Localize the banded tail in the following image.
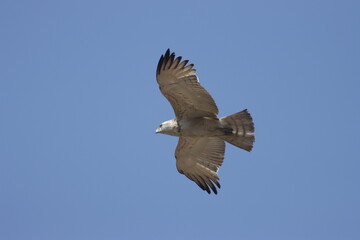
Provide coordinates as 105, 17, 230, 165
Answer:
220, 109, 255, 151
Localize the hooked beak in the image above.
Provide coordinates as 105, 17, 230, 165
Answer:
155, 128, 160, 134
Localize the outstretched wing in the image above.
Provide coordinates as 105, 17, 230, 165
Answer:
156, 49, 218, 120
175, 137, 225, 194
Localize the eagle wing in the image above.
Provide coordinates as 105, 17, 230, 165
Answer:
175, 137, 225, 194
156, 49, 219, 120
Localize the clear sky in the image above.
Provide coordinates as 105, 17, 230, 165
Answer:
1, 0, 359, 239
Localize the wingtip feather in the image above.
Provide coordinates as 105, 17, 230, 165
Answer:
157, 49, 197, 78
156, 55, 164, 76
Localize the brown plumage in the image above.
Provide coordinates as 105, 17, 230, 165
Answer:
156, 49, 255, 194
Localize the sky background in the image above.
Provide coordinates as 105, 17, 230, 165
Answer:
1, 0, 359, 239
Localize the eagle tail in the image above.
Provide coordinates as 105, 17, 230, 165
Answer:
219, 109, 255, 152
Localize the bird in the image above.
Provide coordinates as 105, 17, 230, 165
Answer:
155, 49, 255, 194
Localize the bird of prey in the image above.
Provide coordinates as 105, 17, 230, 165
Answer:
156, 49, 255, 194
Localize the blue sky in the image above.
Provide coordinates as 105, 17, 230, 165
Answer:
1, 0, 359, 239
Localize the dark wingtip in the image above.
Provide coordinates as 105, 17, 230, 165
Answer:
202, 182, 211, 194
156, 54, 164, 76
157, 49, 174, 76
212, 178, 221, 189
212, 186, 218, 195
163, 49, 170, 70
168, 52, 175, 69
157, 49, 197, 77
165, 49, 171, 59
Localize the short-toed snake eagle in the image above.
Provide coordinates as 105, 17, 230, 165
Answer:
156, 49, 255, 194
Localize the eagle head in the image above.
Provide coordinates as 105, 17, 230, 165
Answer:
156, 119, 179, 136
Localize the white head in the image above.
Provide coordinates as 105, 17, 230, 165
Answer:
156, 119, 179, 136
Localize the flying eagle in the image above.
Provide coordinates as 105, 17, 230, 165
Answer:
156, 49, 255, 194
